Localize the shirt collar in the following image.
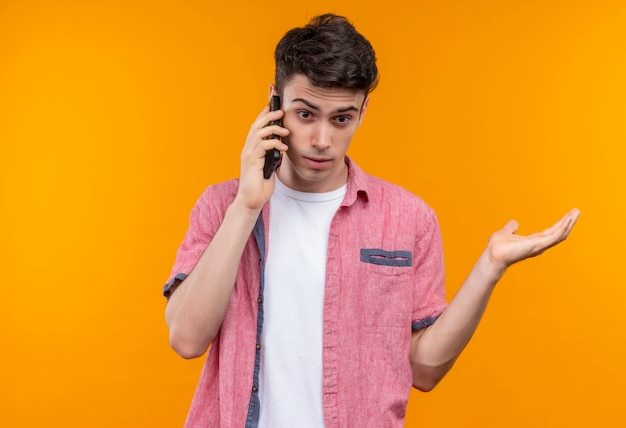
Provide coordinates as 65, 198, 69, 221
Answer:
342, 156, 370, 207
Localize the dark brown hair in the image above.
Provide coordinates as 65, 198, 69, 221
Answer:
274, 14, 379, 95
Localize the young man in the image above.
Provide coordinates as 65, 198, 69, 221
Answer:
163, 14, 579, 428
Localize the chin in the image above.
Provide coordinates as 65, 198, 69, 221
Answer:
295, 168, 326, 182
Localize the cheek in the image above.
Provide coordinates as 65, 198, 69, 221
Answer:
336, 129, 356, 148
282, 114, 299, 132
282, 122, 307, 146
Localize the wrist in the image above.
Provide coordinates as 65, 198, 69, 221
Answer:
477, 250, 507, 285
228, 197, 263, 223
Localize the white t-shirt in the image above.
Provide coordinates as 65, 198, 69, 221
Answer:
258, 178, 347, 427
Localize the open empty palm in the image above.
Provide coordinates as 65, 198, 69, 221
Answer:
487, 208, 581, 272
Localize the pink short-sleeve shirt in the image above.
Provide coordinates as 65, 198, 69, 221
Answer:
164, 158, 447, 427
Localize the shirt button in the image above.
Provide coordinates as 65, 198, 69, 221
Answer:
252, 386, 258, 393
257, 297, 262, 304
256, 344, 261, 350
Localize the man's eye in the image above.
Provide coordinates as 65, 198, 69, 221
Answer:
298, 110, 312, 119
335, 115, 351, 124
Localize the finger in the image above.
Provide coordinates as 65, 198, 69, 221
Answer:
542, 208, 581, 241
247, 116, 288, 147
257, 137, 288, 154
262, 124, 290, 139
502, 219, 519, 234
251, 106, 284, 130
242, 122, 288, 155
559, 208, 581, 240
525, 210, 580, 253
566, 208, 581, 229
247, 105, 270, 131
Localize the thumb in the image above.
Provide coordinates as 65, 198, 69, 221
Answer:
502, 219, 519, 234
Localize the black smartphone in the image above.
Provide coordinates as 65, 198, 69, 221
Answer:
263, 95, 282, 179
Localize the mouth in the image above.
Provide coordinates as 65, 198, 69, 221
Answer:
303, 156, 332, 169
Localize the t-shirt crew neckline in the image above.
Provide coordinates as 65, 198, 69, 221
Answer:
274, 176, 348, 203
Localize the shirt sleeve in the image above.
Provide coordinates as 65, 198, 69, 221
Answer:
162, 188, 219, 299
411, 206, 447, 330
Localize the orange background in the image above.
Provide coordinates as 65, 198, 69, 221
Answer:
1, 1, 624, 426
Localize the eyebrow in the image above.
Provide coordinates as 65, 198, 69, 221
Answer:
292, 97, 360, 114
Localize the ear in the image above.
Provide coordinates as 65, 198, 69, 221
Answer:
268, 84, 277, 99
358, 95, 370, 126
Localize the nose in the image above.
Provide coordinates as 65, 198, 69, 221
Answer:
312, 123, 332, 150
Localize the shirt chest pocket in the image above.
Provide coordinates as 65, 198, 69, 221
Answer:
360, 248, 412, 272
355, 248, 413, 328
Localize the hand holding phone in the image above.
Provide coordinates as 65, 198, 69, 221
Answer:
263, 95, 282, 179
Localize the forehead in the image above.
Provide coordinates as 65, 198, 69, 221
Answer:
282, 74, 366, 108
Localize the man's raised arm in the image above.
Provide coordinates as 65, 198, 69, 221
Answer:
410, 208, 580, 391
165, 104, 288, 359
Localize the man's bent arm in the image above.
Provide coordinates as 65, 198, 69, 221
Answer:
165, 104, 288, 359
410, 208, 580, 391
165, 201, 260, 359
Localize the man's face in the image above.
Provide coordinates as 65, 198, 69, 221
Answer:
276, 74, 368, 193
